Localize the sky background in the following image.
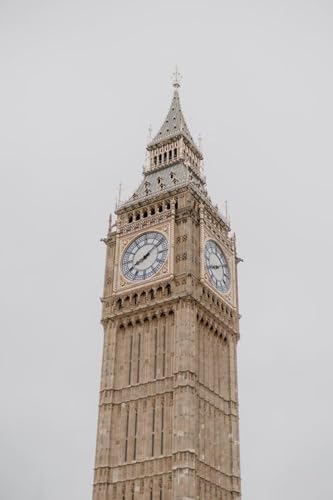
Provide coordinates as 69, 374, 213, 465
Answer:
1, 1, 333, 499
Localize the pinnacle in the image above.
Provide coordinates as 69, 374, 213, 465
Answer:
148, 88, 199, 153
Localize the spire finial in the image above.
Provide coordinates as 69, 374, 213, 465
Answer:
147, 124, 152, 143
172, 66, 182, 89
198, 134, 202, 151
108, 213, 113, 234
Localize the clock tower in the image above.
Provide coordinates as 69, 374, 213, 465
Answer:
92, 76, 242, 500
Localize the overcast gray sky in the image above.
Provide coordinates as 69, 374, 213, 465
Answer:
1, 1, 333, 499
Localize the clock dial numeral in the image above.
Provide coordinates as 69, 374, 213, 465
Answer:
204, 240, 230, 293
121, 231, 168, 281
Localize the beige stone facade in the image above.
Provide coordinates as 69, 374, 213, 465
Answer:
92, 82, 241, 500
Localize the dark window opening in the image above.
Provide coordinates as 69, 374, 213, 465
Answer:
153, 328, 158, 379
162, 325, 166, 377
161, 404, 165, 455
151, 404, 156, 456
137, 334, 141, 384
133, 409, 138, 460
124, 408, 129, 462
128, 335, 133, 385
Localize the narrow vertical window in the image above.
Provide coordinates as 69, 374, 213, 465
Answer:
124, 407, 129, 462
160, 403, 164, 455
133, 407, 138, 460
151, 404, 156, 456
150, 489, 153, 500
218, 338, 222, 395
136, 333, 141, 383
162, 325, 166, 377
154, 327, 158, 379
128, 334, 133, 385
202, 330, 205, 385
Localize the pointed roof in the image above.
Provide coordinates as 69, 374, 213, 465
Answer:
148, 85, 200, 155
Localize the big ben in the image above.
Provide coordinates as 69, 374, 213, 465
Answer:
92, 74, 242, 500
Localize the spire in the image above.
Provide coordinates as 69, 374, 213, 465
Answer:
147, 71, 200, 155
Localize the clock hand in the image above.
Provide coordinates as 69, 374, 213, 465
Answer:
135, 251, 151, 266
208, 264, 221, 269
134, 242, 162, 267
134, 244, 157, 266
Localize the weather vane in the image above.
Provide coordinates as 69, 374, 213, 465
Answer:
172, 65, 182, 88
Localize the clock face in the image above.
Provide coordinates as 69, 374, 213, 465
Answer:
122, 232, 168, 281
204, 240, 230, 293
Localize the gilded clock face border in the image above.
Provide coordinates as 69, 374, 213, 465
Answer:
115, 222, 172, 292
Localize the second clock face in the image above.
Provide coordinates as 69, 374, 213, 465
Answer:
205, 240, 230, 293
122, 232, 168, 281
